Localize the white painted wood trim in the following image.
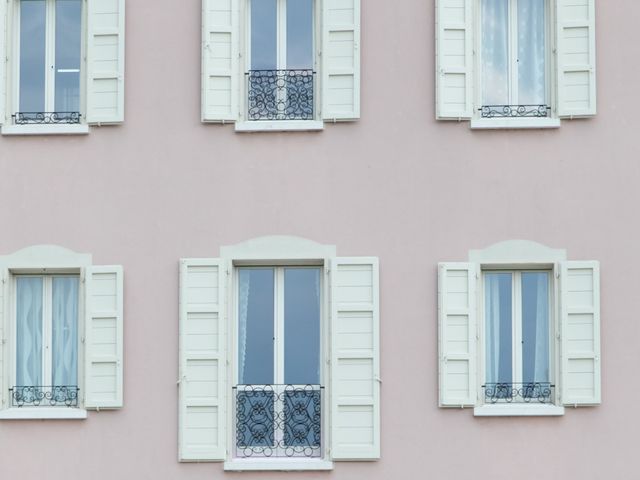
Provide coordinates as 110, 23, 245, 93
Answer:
0, 269, 6, 411
0, 408, 88, 420
1, 124, 89, 135
224, 459, 334, 471
473, 405, 564, 417
234, 120, 324, 132
470, 118, 561, 130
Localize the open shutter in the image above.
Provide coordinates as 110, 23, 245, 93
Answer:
560, 261, 601, 406
0, 1, 6, 125
438, 263, 477, 407
179, 259, 227, 462
330, 257, 379, 460
86, 0, 126, 124
202, 0, 239, 122
322, 0, 360, 121
0, 269, 6, 409
435, 0, 473, 120
556, 0, 596, 117
85, 265, 124, 409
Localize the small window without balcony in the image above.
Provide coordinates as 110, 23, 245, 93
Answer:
435, 0, 596, 128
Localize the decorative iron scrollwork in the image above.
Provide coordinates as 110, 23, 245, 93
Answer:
235, 384, 322, 458
480, 105, 550, 118
10, 386, 80, 407
247, 70, 315, 121
483, 382, 554, 404
13, 112, 81, 125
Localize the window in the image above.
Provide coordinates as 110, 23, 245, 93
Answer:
178, 237, 380, 469
435, 0, 596, 128
201, 0, 360, 131
438, 240, 601, 416
0, 0, 125, 134
0, 245, 124, 419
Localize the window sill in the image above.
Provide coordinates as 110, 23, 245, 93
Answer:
474, 404, 565, 417
1, 124, 90, 136
470, 117, 561, 130
223, 459, 334, 471
234, 120, 324, 132
0, 408, 87, 420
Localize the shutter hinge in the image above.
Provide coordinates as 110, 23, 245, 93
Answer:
81, 336, 86, 344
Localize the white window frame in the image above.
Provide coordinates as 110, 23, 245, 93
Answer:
471, 0, 560, 129
3, 0, 89, 135
235, 0, 323, 131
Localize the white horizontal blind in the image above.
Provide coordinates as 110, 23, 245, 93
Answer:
560, 261, 601, 406
322, 0, 361, 121
330, 257, 380, 460
556, 0, 596, 117
438, 263, 477, 407
86, 0, 126, 124
85, 266, 124, 409
179, 259, 227, 461
435, 0, 473, 119
202, 0, 239, 122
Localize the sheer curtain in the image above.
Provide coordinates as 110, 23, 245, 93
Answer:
238, 271, 251, 385
16, 277, 43, 387
482, 0, 509, 105
485, 274, 502, 385
52, 277, 79, 386
518, 0, 546, 105
532, 273, 549, 382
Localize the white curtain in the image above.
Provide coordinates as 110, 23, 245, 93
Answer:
16, 277, 43, 387
52, 277, 79, 386
482, 0, 509, 105
532, 273, 549, 382
238, 271, 251, 385
518, 0, 546, 105
485, 274, 502, 385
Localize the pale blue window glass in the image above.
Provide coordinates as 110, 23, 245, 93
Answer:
54, 0, 82, 112
485, 273, 512, 385
19, 0, 46, 113
481, 0, 509, 105
517, 0, 546, 105
16, 277, 44, 387
521, 272, 550, 384
251, 0, 277, 70
286, 0, 313, 69
52, 277, 79, 387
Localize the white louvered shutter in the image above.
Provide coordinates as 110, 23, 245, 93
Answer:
0, 1, 6, 125
435, 0, 473, 120
322, 0, 360, 121
86, 0, 125, 124
202, 0, 239, 122
330, 257, 380, 460
85, 266, 124, 409
560, 261, 601, 406
0, 269, 6, 409
179, 259, 227, 462
556, 0, 596, 117
438, 263, 477, 407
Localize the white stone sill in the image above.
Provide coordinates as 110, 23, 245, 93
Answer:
474, 405, 565, 417
234, 120, 324, 132
1, 124, 89, 136
224, 459, 334, 471
0, 408, 87, 420
470, 117, 561, 130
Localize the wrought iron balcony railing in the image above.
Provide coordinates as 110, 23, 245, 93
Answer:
10, 385, 80, 407
483, 382, 554, 404
13, 111, 81, 125
247, 69, 315, 121
480, 105, 551, 118
234, 384, 322, 458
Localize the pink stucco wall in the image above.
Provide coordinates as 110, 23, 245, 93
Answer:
0, 1, 637, 479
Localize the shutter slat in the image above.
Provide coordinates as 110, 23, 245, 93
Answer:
556, 0, 596, 117
85, 265, 124, 409
322, 0, 360, 121
179, 259, 227, 462
438, 263, 477, 407
86, 0, 125, 124
330, 257, 380, 461
436, 0, 473, 120
202, 0, 239, 122
560, 261, 601, 406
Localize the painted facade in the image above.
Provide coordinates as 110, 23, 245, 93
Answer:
0, 1, 635, 479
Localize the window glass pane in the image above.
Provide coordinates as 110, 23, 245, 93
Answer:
251, 0, 277, 70
16, 277, 43, 387
518, 0, 546, 105
19, 0, 46, 113
521, 272, 550, 383
284, 268, 320, 385
238, 268, 275, 385
55, 0, 82, 113
286, 0, 313, 70
485, 273, 512, 385
481, 0, 509, 105
52, 277, 79, 387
